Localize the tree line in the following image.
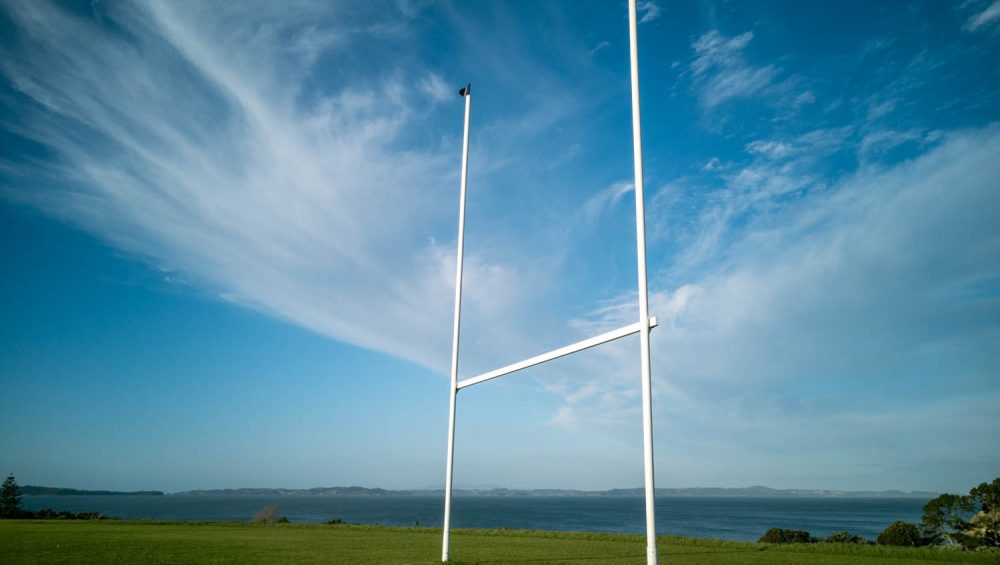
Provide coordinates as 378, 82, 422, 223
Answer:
759, 476, 999, 550
1, 474, 115, 521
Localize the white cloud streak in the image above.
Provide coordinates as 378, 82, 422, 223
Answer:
418, 72, 454, 103
0, 0, 534, 372
638, 1, 661, 24
581, 180, 633, 222
745, 140, 795, 160
659, 126, 854, 277
690, 31, 779, 108
858, 128, 929, 160
966, 0, 1000, 31
745, 126, 854, 161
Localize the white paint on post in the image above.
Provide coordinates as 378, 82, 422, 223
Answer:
442, 84, 471, 563
627, 1, 659, 563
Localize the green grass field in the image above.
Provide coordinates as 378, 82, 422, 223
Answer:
1, 521, 997, 564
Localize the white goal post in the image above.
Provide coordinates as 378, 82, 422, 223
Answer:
441, 1, 659, 563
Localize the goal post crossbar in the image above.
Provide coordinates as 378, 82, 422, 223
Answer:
456, 317, 658, 390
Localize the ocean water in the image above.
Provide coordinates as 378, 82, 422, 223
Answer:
21, 494, 928, 542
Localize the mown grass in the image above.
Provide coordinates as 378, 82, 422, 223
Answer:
1, 521, 997, 564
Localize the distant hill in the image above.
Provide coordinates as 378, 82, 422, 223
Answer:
171, 485, 937, 498
176, 486, 395, 496
23, 485, 164, 496
614, 486, 939, 498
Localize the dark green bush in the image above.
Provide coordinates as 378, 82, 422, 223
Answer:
758, 527, 815, 544
877, 520, 922, 546
24, 508, 112, 520
824, 530, 868, 544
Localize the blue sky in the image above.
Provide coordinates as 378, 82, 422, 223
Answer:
1, 0, 998, 494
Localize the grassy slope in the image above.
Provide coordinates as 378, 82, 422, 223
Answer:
1, 521, 997, 564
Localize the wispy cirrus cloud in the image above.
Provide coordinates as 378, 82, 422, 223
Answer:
654, 127, 1000, 389
965, 0, 1000, 32
744, 140, 795, 160
638, 1, 661, 24
418, 72, 454, 103
581, 180, 633, 222
566, 126, 1000, 486
0, 0, 541, 372
689, 31, 779, 108
653, 126, 854, 278
745, 126, 854, 161
858, 128, 940, 161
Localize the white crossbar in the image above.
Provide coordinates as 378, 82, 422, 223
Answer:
456, 316, 658, 390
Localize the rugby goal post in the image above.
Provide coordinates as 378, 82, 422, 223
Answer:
442, 1, 659, 563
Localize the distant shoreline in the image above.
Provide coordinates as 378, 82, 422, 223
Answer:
17, 491, 932, 541
21, 484, 938, 499
165, 485, 937, 498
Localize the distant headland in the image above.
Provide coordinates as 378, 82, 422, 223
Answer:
22, 485, 164, 496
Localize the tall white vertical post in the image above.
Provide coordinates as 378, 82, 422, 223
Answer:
442, 83, 471, 563
627, 1, 658, 563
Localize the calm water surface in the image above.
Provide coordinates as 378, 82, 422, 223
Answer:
22, 494, 928, 542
